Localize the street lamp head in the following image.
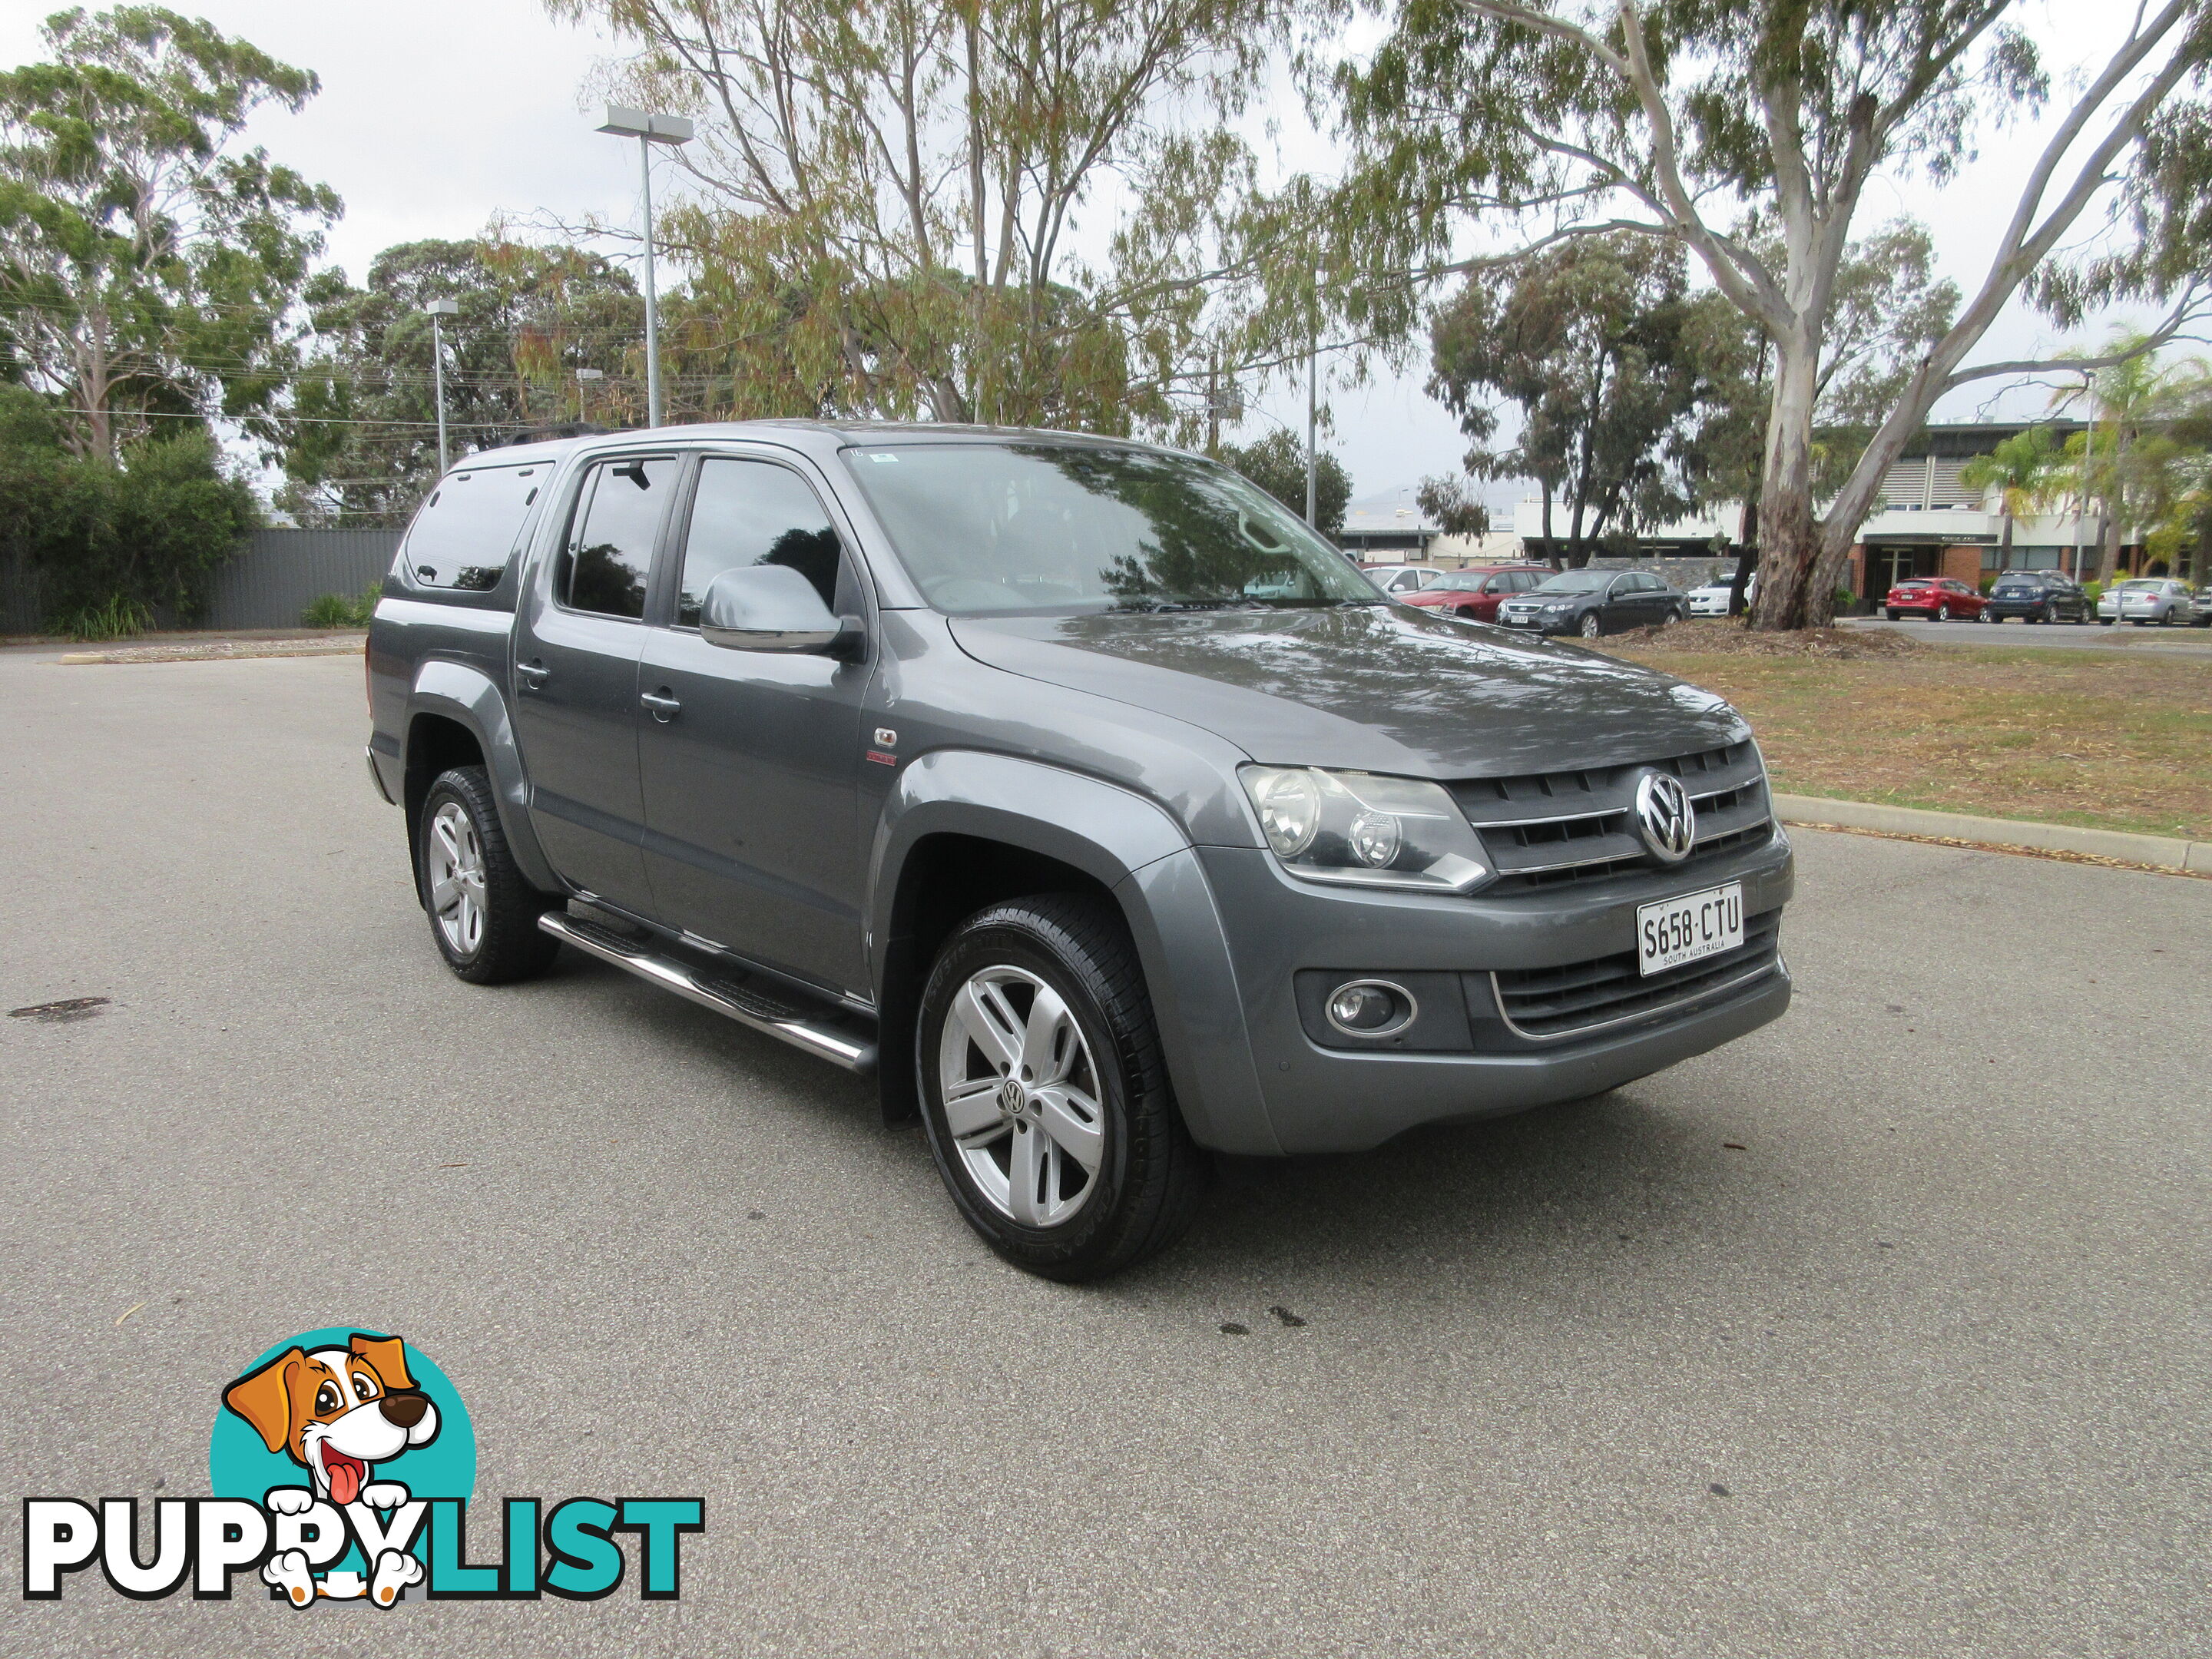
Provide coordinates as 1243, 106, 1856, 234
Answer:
595, 104, 694, 145
425, 299, 459, 317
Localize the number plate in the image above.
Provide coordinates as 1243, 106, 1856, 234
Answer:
1636, 882, 1743, 977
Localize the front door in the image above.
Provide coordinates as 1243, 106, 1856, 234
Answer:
511, 452, 677, 914
637, 455, 872, 996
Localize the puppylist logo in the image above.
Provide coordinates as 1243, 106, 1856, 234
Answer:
22, 1327, 702, 1607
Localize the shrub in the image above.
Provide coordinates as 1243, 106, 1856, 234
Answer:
54, 594, 154, 641
301, 581, 384, 628
0, 387, 260, 630
302, 593, 356, 628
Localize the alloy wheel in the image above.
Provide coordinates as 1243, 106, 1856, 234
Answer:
937, 965, 1106, 1227
427, 801, 488, 958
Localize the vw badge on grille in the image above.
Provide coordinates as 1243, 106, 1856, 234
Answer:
1633, 770, 1696, 863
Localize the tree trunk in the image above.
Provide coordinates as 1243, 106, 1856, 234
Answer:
1747, 338, 1821, 629
1729, 496, 1758, 618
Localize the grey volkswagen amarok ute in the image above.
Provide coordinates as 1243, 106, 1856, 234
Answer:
366, 422, 1791, 1280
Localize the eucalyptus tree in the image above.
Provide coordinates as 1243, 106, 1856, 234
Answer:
547, 0, 1286, 435
1422, 233, 1707, 568
1324, 2, 2212, 630
1219, 428, 1351, 535
276, 238, 643, 525
0, 6, 339, 459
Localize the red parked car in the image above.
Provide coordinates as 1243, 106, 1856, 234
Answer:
1884, 576, 1985, 621
1398, 564, 1557, 622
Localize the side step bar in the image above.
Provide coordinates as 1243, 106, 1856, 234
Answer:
538, 911, 877, 1073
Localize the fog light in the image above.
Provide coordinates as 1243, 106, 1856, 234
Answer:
1324, 979, 1417, 1038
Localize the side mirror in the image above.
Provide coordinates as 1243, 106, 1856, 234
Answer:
700, 565, 863, 658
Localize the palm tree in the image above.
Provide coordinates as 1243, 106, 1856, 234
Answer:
1959, 426, 2061, 571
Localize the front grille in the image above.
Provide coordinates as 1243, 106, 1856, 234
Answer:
1491, 910, 1783, 1040
1452, 740, 1772, 890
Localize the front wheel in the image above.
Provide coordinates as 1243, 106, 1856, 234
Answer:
1578, 612, 1602, 639
917, 894, 1204, 1281
417, 767, 561, 985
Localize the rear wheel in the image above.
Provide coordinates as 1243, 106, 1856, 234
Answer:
917, 894, 1204, 1282
1885, 608, 1900, 621
1929, 604, 1945, 622
418, 767, 561, 985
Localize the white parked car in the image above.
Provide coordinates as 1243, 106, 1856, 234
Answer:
2098, 578, 2195, 626
1685, 575, 1753, 616
1358, 563, 1441, 596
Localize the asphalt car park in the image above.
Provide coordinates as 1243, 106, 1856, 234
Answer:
5, 647, 2208, 1657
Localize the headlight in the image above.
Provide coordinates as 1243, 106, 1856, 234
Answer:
1240, 766, 1491, 892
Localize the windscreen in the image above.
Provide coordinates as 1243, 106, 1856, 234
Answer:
842, 442, 1377, 615
1532, 571, 1611, 593
402, 464, 545, 591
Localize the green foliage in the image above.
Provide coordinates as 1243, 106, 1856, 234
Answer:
0, 383, 258, 626
277, 237, 641, 525
1959, 426, 2067, 560
548, 0, 1292, 440
300, 580, 381, 628
0, 6, 339, 458
53, 592, 151, 641
1422, 234, 1707, 567
1217, 429, 1350, 536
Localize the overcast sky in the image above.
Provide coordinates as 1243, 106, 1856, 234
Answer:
0, 1, 2172, 507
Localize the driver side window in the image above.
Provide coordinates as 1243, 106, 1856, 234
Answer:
677, 459, 847, 628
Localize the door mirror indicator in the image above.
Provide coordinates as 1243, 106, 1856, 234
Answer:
700, 565, 863, 658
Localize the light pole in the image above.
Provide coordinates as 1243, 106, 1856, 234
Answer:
425, 299, 458, 474
1305, 270, 1322, 527
595, 105, 694, 429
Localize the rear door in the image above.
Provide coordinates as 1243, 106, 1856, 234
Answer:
511, 452, 677, 913
636, 453, 873, 995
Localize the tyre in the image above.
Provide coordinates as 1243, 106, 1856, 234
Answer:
917, 893, 1204, 1281
1578, 611, 1602, 639
1885, 608, 1900, 621
2100, 617, 2115, 625
1929, 604, 1945, 622
418, 766, 562, 985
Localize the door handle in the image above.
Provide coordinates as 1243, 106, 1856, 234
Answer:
640, 689, 682, 723
516, 660, 551, 689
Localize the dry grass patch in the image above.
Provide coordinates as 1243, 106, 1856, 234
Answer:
1593, 631, 2212, 840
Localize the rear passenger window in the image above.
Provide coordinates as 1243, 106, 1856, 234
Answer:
558, 456, 672, 620
402, 465, 543, 590
676, 459, 845, 627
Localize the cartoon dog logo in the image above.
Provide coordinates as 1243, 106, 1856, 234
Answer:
222, 1333, 439, 1605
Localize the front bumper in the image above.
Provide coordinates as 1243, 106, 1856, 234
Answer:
1187, 830, 1794, 1154
1498, 610, 1571, 634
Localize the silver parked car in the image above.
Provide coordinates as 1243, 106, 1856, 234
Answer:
2098, 578, 2195, 626
2192, 586, 2212, 628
